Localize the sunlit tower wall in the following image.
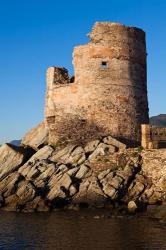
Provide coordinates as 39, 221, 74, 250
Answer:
45, 22, 149, 146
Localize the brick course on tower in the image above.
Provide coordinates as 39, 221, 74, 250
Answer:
45, 22, 149, 146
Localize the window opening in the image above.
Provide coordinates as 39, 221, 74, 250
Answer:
101, 61, 108, 69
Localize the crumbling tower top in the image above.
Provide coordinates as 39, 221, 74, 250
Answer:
88, 22, 145, 44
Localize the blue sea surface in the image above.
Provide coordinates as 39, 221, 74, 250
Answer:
0, 210, 165, 250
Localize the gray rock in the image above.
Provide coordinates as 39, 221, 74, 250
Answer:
18, 146, 54, 177
67, 146, 86, 166
75, 164, 89, 179
84, 140, 100, 154
69, 185, 77, 196
0, 172, 21, 198
100, 172, 114, 185
47, 173, 72, 200
102, 183, 117, 199
67, 167, 79, 177
35, 163, 55, 183
128, 181, 145, 199
72, 179, 89, 204
58, 173, 72, 190
19, 159, 56, 187
29, 145, 54, 161
141, 186, 154, 202
16, 181, 36, 204
128, 201, 137, 213
21, 121, 48, 150
148, 191, 163, 204
98, 169, 111, 180
47, 186, 65, 201
4, 194, 19, 211
118, 164, 134, 184
54, 164, 68, 180
73, 177, 106, 206
50, 145, 76, 163
103, 136, 126, 150
109, 176, 123, 189
89, 143, 116, 161
0, 144, 31, 181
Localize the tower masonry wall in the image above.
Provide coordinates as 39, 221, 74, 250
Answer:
45, 22, 149, 146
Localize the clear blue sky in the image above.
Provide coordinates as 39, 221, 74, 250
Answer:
0, 0, 165, 144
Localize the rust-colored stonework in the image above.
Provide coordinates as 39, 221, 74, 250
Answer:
45, 22, 149, 146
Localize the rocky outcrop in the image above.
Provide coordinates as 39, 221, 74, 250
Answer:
0, 143, 35, 181
21, 122, 48, 150
0, 135, 166, 212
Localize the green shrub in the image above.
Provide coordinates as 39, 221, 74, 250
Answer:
137, 146, 144, 152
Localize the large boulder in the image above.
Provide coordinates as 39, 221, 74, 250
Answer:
0, 143, 34, 181
73, 176, 107, 207
18, 145, 54, 177
0, 172, 21, 198
21, 122, 48, 150
127, 201, 137, 213
51, 145, 86, 166
103, 136, 126, 150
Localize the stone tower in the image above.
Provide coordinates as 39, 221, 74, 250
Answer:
45, 22, 149, 146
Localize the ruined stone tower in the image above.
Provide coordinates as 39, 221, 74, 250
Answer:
45, 22, 149, 146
